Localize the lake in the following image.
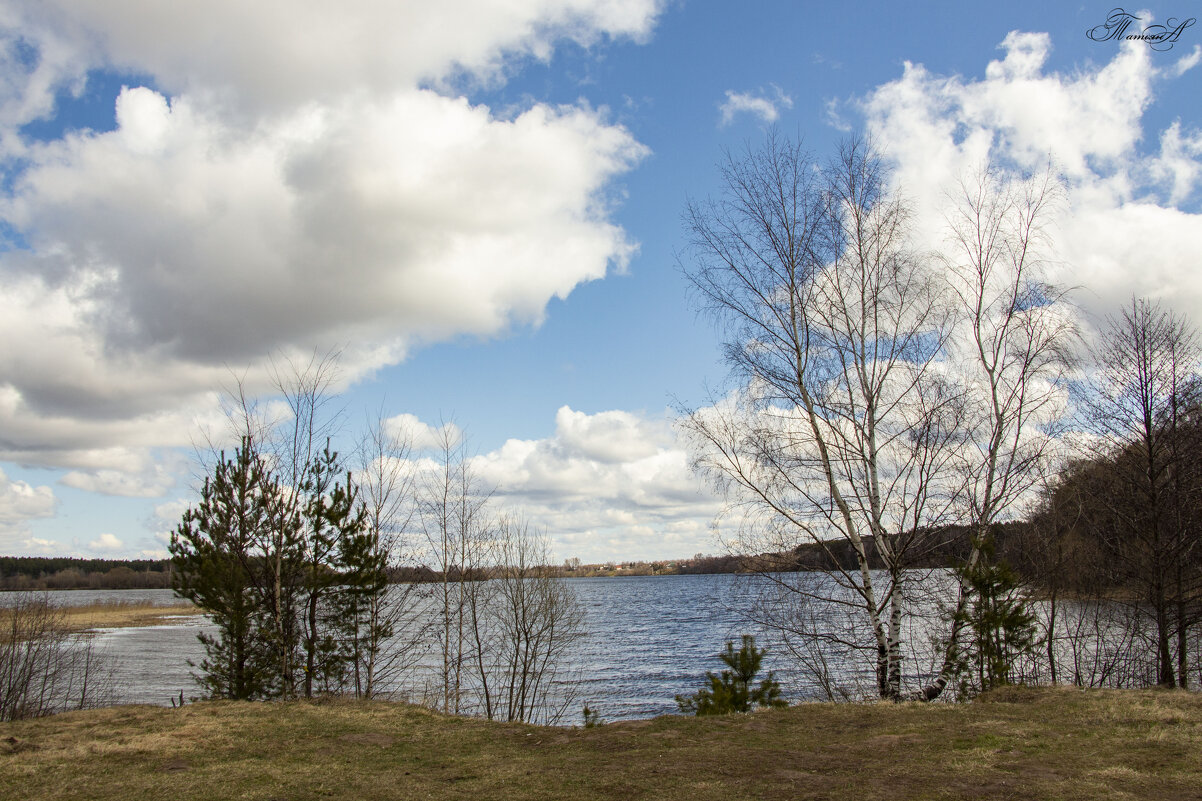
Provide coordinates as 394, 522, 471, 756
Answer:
11, 572, 1166, 720
7, 575, 825, 721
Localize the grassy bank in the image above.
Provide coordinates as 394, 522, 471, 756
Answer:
54, 600, 199, 632
0, 598, 199, 636
1, 687, 1199, 800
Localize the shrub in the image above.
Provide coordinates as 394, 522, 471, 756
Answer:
0, 593, 114, 721
676, 635, 787, 715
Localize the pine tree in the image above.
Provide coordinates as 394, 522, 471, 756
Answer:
329, 494, 389, 697
951, 532, 1039, 697
170, 440, 281, 699
172, 437, 387, 700
296, 442, 379, 697
676, 635, 787, 715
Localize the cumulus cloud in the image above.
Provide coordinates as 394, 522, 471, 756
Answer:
18, 537, 60, 555
4, 0, 661, 115
60, 462, 175, 497
858, 31, 1202, 324
134, 497, 192, 559
0, 467, 56, 523
152, 497, 191, 525
383, 414, 463, 452
719, 85, 792, 126
87, 532, 123, 552
0, 467, 57, 551
466, 406, 722, 561
0, 1, 658, 481
6, 88, 645, 363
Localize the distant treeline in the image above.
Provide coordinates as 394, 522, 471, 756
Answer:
674, 522, 1037, 577
0, 556, 461, 591
547, 531, 1031, 579
3, 526, 1040, 591
0, 557, 173, 590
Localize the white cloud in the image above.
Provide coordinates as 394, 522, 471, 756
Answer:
60, 463, 175, 497
18, 537, 61, 555
152, 498, 192, 528
4, 87, 644, 365
87, 532, 123, 552
4, 0, 660, 115
0, 2, 657, 473
552, 406, 663, 463
467, 406, 723, 561
153, 496, 189, 517
719, 86, 792, 126
136, 498, 191, 560
0, 467, 57, 551
0, 10, 93, 138
0, 467, 56, 524
858, 30, 1202, 325
384, 414, 464, 453
1172, 44, 1201, 77
1151, 121, 1202, 205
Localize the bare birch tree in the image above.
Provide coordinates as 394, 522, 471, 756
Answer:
413, 426, 585, 720
681, 134, 960, 700
351, 410, 429, 698
418, 421, 493, 714
920, 164, 1074, 699
681, 136, 1074, 701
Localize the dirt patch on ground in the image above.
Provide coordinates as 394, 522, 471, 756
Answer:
337, 732, 395, 748
866, 733, 922, 747
2, 736, 37, 755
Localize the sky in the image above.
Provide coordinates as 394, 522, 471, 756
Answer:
1, 1, 1200, 564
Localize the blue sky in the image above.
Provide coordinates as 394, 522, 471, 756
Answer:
1, 1, 1200, 563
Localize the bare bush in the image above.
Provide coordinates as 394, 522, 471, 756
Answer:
0, 593, 115, 721
349, 410, 432, 699
417, 429, 586, 723
487, 516, 586, 724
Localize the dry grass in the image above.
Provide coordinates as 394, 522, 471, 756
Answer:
2, 599, 199, 636
1, 686, 1200, 800
51, 601, 200, 632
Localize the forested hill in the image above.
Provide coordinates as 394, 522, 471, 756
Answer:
677, 522, 1035, 576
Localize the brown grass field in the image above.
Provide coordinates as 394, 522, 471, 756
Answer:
54, 600, 200, 632
0, 598, 200, 636
1, 686, 1199, 800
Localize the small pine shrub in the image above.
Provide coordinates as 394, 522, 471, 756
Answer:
676, 635, 787, 715
582, 703, 604, 727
